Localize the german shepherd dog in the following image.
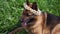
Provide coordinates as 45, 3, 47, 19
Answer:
21, 0, 60, 34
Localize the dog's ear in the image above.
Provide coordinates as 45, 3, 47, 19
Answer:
32, 2, 38, 11
26, 0, 32, 8
26, 0, 30, 5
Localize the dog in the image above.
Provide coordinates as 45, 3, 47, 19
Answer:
21, 0, 60, 34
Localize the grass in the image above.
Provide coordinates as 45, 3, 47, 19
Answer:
0, 0, 60, 34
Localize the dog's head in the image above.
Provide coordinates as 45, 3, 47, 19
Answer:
21, 0, 38, 27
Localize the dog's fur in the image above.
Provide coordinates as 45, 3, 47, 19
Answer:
21, 0, 60, 34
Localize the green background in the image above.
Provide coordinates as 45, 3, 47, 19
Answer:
0, 0, 60, 34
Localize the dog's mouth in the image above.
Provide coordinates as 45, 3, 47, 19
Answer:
21, 18, 34, 27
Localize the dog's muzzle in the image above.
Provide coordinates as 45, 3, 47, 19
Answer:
21, 18, 34, 27
21, 18, 31, 26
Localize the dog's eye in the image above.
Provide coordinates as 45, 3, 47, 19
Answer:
26, 13, 33, 17
26, 13, 31, 16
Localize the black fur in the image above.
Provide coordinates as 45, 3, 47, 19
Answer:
46, 13, 60, 31
32, 2, 38, 11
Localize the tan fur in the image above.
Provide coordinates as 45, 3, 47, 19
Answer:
43, 26, 50, 34
30, 14, 43, 34
51, 24, 60, 34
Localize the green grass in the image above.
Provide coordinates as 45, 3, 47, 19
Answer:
0, 0, 24, 33
0, 0, 60, 34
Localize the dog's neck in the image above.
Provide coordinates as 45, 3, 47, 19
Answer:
28, 14, 44, 34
